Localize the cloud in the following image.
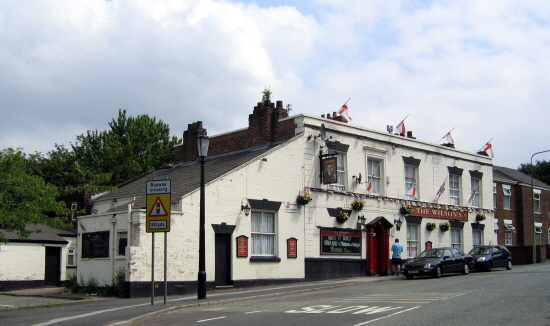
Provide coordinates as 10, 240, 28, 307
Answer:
1, 0, 550, 169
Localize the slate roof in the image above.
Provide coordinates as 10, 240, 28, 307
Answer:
2, 224, 76, 244
493, 165, 550, 189
96, 138, 298, 212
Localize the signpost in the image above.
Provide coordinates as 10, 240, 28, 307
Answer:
146, 180, 171, 305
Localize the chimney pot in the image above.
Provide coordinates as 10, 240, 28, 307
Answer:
276, 101, 283, 108
321, 114, 325, 118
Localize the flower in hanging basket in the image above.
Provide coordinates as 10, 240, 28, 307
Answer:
476, 213, 486, 221
351, 199, 365, 211
439, 222, 451, 231
336, 211, 350, 223
426, 222, 437, 231
400, 205, 413, 215
296, 192, 312, 205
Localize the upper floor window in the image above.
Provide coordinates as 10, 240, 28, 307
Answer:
534, 189, 541, 214
117, 231, 128, 256
449, 174, 461, 205
470, 178, 481, 207
404, 166, 418, 200
503, 185, 512, 210
493, 183, 497, 209
367, 158, 382, 194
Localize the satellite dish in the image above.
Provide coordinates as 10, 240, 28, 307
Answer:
357, 173, 362, 184
320, 123, 327, 141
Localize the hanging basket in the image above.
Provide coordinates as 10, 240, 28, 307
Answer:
426, 223, 437, 231
476, 213, 486, 222
351, 200, 365, 211
400, 206, 413, 215
336, 212, 350, 223
439, 222, 451, 231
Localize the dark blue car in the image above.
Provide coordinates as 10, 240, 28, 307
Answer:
402, 247, 474, 279
468, 245, 512, 272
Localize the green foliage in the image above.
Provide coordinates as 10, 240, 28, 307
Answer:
72, 109, 181, 186
0, 148, 70, 243
261, 85, 272, 103
71, 268, 126, 298
66, 274, 79, 293
519, 160, 550, 185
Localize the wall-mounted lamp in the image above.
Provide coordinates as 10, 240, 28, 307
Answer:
262, 158, 268, 162
394, 217, 403, 231
357, 215, 366, 229
241, 204, 251, 217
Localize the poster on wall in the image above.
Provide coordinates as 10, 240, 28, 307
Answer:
322, 157, 338, 184
320, 229, 361, 255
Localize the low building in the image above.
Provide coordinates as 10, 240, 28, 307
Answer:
78, 100, 495, 297
0, 224, 77, 291
493, 166, 550, 263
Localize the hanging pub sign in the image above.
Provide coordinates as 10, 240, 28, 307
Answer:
287, 238, 298, 258
320, 229, 361, 255
236, 235, 248, 257
322, 157, 338, 184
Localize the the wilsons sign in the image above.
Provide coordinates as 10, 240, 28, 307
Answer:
410, 206, 468, 220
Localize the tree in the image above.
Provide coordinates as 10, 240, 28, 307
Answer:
261, 85, 272, 103
0, 148, 70, 243
72, 109, 182, 186
519, 160, 550, 185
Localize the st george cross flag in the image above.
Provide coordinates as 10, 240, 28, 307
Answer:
396, 120, 406, 135
467, 190, 476, 204
338, 104, 352, 121
481, 142, 494, 158
366, 179, 373, 193
443, 132, 454, 144
434, 180, 446, 202
406, 182, 417, 197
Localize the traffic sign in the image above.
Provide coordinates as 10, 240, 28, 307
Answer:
146, 180, 171, 232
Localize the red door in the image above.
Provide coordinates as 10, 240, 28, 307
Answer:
371, 232, 379, 274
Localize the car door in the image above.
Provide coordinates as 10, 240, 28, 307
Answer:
491, 246, 504, 267
451, 248, 465, 271
441, 249, 456, 273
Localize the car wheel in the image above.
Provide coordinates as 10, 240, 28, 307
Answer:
462, 263, 470, 275
486, 263, 493, 272
405, 274, 414, 280
506, 260, 512, 270
434, 266, 442, 278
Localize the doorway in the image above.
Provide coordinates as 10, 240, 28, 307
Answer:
215, 234, 232, 287
45, 247, 61, 287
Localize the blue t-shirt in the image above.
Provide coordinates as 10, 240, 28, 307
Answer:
391, 242, 403, 259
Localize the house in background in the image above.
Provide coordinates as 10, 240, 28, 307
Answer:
77, 100, 495, 297
0, 224, 77, 291
493, 165, 550, 263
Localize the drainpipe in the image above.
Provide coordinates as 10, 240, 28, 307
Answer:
110, 214, 117, 281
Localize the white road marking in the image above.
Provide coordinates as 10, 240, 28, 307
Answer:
197, 316, 227, 323
244, 311, 264, 314
353, 306, 421, 325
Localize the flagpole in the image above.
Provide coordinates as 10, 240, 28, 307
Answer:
341, 97, 351, 108
479, 138, 493, 151
436, 127, 455, 144
400, 114, 410, 123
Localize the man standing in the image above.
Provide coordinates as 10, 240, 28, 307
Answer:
391, 238, 403, 275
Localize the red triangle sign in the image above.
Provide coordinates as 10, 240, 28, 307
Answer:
149, 197, 168, 217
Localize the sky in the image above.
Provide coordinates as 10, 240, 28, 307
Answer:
2, 0, 550, 169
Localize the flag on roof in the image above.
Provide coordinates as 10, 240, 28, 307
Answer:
338, 104, 352, 121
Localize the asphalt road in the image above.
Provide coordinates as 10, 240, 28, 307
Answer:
127, 263, 550, 326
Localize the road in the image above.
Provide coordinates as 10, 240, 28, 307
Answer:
1, 263, 549, 326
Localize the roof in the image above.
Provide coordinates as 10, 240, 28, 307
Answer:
1, 224, 76, 244
493, 165, 550, 190
96, 138, 299, 212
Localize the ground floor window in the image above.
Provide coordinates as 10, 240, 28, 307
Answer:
67, 249, 75, 266
451, 228, 462, 250
472, 230, 482, 247
251, 211, 276, 256
406, 224, 419, 257
504, 230, 513, 245
535, 226, 542, 245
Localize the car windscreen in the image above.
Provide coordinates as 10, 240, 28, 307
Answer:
417, 249, 443, 258
469, 247, 492, 255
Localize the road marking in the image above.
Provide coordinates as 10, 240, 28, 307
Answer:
244, 311, 264, 314
353, 306, 421, 325
197, 316, 226, 323
334, 292, 465, 304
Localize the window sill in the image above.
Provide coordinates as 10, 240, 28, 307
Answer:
250, 256, 281, 263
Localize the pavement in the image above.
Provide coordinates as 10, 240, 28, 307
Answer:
0, 273, 401, 314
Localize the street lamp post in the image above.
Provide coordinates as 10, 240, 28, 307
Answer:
197, 135, 210, 299
530, 150, 550, 264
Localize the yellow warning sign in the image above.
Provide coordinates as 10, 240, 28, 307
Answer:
146, 180, 171, 233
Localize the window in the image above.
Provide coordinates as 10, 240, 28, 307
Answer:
450, 228, 462, 249
493, 183, 497, 209
404, 165, 418, 200
504, 220, 515, 245
472, 230, 482, 247
470, 178, 481, 207
534, 190, 541, 214
67, 249, 75, 266
367, 158, 382, 194
494, 219, 499, 232
117, 232, 128, 256
406, 224, 419, 257
327, 152, 347, 191
251, 211, 276, 256
449, 174, 461, 205
503, 185, 511, 210
535, 223, 543, 245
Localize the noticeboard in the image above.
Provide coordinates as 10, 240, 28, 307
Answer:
320, 229, 361, 255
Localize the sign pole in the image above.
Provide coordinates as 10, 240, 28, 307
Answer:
151, 233, 154, 305
164, 232, 167, 305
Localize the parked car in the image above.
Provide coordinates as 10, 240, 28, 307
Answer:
402, 247, 474, 279
468, 245, 512, 272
